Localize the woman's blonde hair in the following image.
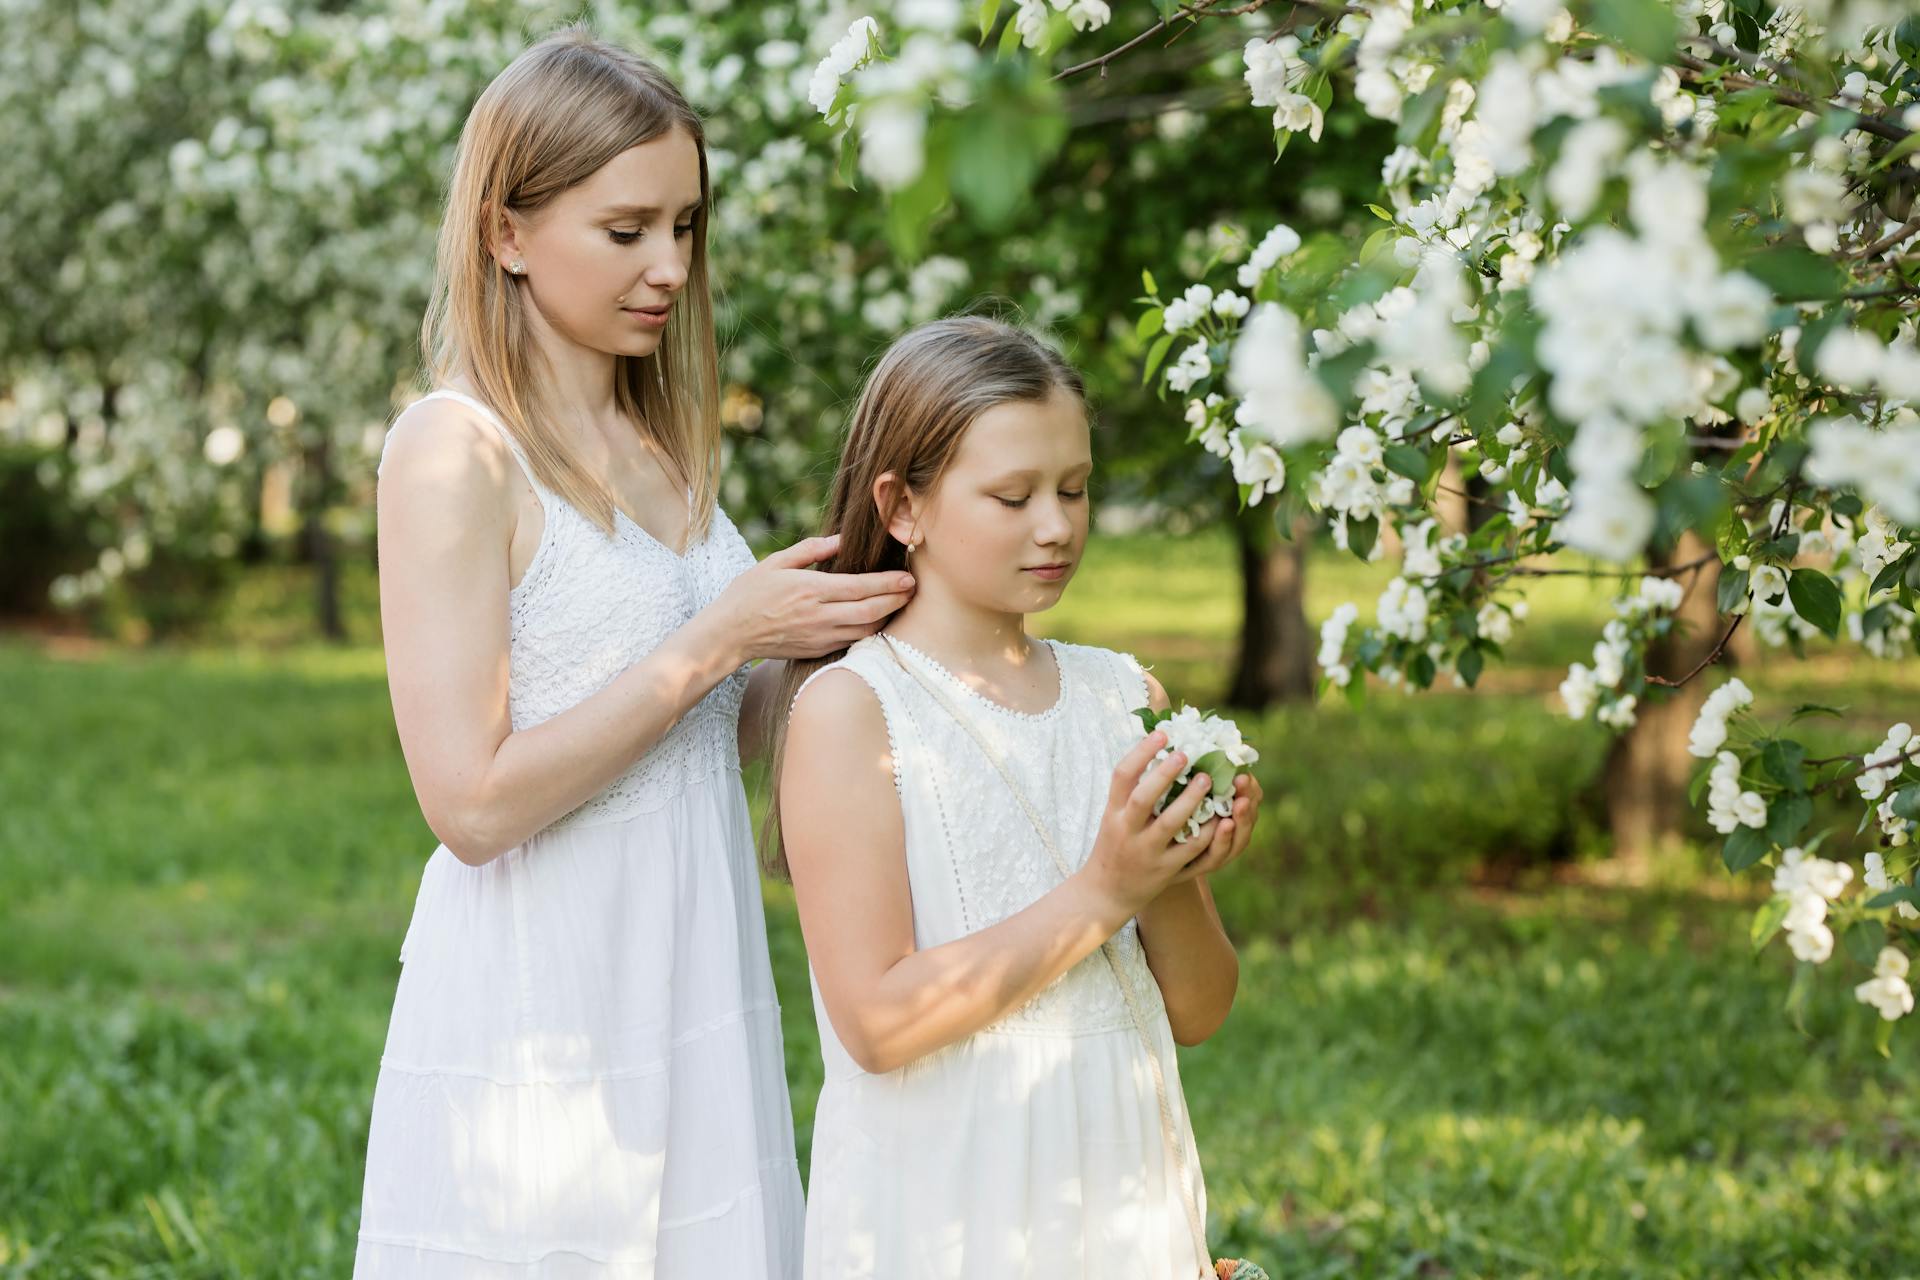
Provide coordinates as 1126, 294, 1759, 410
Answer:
761, 315, 1086, 879
422, 25, 721, 540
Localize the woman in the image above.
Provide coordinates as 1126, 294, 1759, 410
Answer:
354, 28, 912, 1278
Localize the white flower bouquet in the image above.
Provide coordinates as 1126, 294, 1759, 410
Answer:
1134, 704, 1261, 843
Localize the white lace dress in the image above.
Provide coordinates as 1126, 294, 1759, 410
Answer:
793, 634, 1209, 1279
354, 389, 804, 1279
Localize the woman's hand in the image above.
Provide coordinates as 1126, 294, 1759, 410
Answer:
709, 534, 915, 662
1076, 731, 1226, 919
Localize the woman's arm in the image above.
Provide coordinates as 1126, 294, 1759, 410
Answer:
782, 668, 1219, 1075
378, 403, 912, 866
1133, 670, 1260, 1046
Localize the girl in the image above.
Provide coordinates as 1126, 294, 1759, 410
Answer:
774, 317, 1263, 1277
357, 29, 912, 1278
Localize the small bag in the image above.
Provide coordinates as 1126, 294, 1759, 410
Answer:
882, 637, 1269, 1280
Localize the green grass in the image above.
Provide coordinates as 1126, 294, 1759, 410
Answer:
4, 535, 1919, 1277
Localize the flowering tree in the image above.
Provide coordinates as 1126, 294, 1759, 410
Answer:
3, 0, 1326, 684
814, 0, 1920, 1041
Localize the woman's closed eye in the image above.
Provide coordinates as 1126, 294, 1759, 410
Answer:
608, 224, 694, 245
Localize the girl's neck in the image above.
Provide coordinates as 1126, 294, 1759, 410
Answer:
882, 581, 1043, 675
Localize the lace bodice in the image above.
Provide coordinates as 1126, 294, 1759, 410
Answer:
800, 634, 1160, 1038
385, 390, 756, 831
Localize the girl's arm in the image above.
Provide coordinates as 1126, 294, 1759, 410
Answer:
1133, 671, 1261, 1046
378, 401, 911, 866
783, 668, 1219, 1075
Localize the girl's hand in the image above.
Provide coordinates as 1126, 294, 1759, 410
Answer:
1078, 731, 1226, 918
710, 534, 915, 661
1171, 771, 1262, 884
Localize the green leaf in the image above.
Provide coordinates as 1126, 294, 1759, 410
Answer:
1142, 268, 1157, 296
1785, 961, 1813, 1033
1396, 76, 1450, 150
1347, 515, 1379, 562
1744, 245, 1848, 302
1457, 645, 1484, 688
1716, 566, 1751, 614
1136, 307, 1164, 343
1845, 919, 1886, 967
1761, 739, 1808, 790
1135, 707, 1159, 734
1142, 334, 1174, 386
1384, 444, 1430, 483
1876, 1014, 1895, 1059
883, 145, 952, 260
1723, 825, 1770, 872
1872, 555, 1910, 595
948, 86, 1065, 230
997, 11, 1023, 55
1190, 749, 1236, 800
1765, 791, 1812, 845
1868, 884, 1920, 909
1892, 787, 1920, 820
1467, 310, 1542, 431
1365, 203, 1396, 223
977, 0, 1003, 41
1873, 130, 1920, 172
1751, 896, 1789, 950
1588, 0, 1681, 60
1787, 567, 1843, 638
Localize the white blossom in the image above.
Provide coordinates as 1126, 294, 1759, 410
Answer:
1856, 947, 1915, 1020
809, 16, 880, 117
1228, 304, 1339, 446
1688, 677, 1754, 758
1236, 223, 1302, 290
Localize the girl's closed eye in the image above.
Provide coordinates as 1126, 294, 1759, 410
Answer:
997, 489, 1086, 509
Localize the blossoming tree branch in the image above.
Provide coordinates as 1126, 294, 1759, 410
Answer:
813, 0, 1920, 1042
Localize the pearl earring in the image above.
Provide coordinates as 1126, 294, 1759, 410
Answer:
508, 259, 526, 275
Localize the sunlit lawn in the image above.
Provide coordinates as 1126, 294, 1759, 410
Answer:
3, 533, 1918, 1277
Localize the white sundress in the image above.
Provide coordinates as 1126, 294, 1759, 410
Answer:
354, 388, 804, 1279
793, 634, 1210, 1279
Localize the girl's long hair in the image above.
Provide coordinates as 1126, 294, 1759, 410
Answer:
761, 315, 1086, 878
421, 25, 722, 540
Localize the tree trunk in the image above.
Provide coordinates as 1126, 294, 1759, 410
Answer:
1227, 504, 1315, 710
1434, 451, 1471, 535
1600, 528, 1723, 873
302, 435, 345, 642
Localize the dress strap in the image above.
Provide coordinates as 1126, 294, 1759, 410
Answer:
391, 388, 544, 496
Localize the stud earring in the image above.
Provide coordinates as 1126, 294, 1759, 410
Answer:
508, 259, 526, 275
